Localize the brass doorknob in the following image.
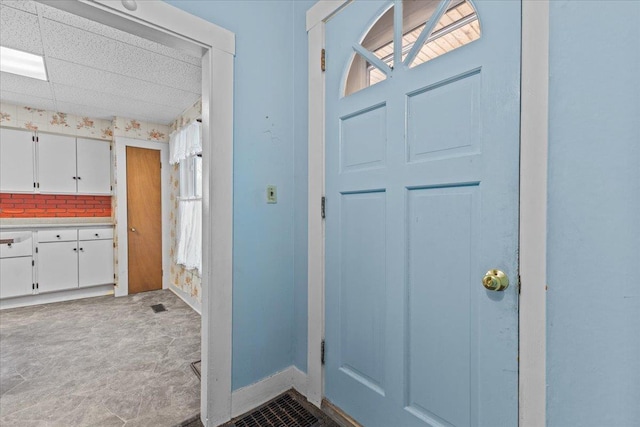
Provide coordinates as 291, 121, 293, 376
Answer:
130, 227, 136, 232
482, 269, 509, 291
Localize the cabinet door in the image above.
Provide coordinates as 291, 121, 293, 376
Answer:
0, 257, 33, 299
78, 239, 114, 287
38, 133, 77, 194
77, 138, 111, 195
37, 241, 78, 292
0, 128, 35, 193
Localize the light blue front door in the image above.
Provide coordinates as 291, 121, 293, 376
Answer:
324, 1, 521, 426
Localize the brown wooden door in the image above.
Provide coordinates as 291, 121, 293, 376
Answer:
126, 146, 162, 294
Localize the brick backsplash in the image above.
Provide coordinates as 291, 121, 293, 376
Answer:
0, 193, 112, 218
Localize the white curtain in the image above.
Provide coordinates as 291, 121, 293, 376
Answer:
176, 200, 202, 274
172, 119, 203, 274
170, 121, 202, 165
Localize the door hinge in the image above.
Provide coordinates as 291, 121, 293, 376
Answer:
113, 273, 116, 279
35, 247, 38, 253
517, 274, 521, 294
321, 196, 326, 219
32, 260, 34, 266
37, 182, 40, 188
321, 49, 326, 72
321, 339, 326, 365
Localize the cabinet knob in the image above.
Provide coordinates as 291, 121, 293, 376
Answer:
95, 233, 99, 237
56, 235, 61, 238
72, 177, 77, 180
77, 176, 82, 180
79, 247, 84, 252
73, 248, 77, 252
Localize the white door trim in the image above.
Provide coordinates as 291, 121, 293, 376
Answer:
306, 1, 548, 426
114, 137, 170, 298
36, 2, 236, 425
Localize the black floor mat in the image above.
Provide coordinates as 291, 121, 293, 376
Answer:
151, 303, 167, 313
234, 393, 318, 427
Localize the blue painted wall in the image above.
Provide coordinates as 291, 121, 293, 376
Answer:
547, 1, 640, 425
165, 0, 297, 390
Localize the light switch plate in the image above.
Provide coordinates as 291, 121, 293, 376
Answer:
267, 185, 277, 204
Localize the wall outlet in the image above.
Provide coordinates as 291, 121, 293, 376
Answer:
266, 185, 277, 204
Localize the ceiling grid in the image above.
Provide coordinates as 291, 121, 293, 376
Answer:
0, 0, 201, 124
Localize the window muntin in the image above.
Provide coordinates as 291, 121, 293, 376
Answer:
345, 0, 481, 97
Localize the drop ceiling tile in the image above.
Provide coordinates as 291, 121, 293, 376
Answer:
53, 84, 183, 125
0, 71, 53, 100
41, 19, 201, 93
0, 4, 43, 54
46, 58, 200, 110
0, 91, 56, 115
1, 0, 37, 15
38, 3, 202, 66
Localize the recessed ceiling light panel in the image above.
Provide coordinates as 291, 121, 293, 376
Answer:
0, 46, 48, 81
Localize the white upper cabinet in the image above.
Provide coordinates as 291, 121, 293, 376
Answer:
0, 128, 35, 193
37, 133, 77, 194
35, 133, 111, 195
76, 138, 111, 194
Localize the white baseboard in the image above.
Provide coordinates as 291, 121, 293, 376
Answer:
231, 366, 308, 418
168, 285, 202, 315
0, 285, 114, 310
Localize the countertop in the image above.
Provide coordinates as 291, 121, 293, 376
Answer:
0, 218, 114, 230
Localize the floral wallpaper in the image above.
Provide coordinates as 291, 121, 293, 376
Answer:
112, 117, 170, 143
170, 98, 201, 134
0, 103, 112, 139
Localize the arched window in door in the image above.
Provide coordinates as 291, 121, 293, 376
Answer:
345, 0, 481, 96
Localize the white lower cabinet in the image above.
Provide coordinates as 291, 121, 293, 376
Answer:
0, 231, 34, 299
37, 241, 79, 293
0, 227, 114, 301
0, 257, 33, 299
37, 227, 114, 293
79, 239, 114, 288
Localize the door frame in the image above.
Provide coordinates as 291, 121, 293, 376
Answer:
305, 1, 549, 426
115, 138, 170, 297
36, 1, 236, 425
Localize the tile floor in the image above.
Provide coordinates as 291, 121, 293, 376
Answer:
0, 290, 201, 426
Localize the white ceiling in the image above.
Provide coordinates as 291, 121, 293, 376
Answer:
0, 0, 202, 125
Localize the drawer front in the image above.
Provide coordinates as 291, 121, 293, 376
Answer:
38, 229, 78, 243
78, 227, 114, 241
0, 232, 33, 258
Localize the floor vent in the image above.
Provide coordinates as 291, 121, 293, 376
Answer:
150, 303, 167, 313
234, 393, 318, 427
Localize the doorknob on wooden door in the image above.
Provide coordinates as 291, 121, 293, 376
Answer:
130, 227, 136, 232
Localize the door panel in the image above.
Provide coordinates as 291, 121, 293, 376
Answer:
38, 241, 78, 293
325, 1, 521, 426
79, 239, 114, 287
0, 128, 35, 193
38, 133, 77, 194
126, 146, 162, 294
0, 257, 33, 299
77, 138, 111, 195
